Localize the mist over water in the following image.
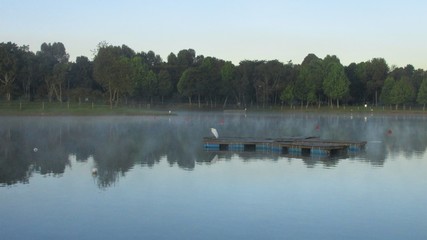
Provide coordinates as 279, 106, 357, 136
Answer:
1, 112, 426, 239
1, 112, 425, 184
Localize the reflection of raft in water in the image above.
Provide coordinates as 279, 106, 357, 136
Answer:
203, 136, 366, 157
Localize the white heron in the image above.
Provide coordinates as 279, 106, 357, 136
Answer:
210, 128, 219, 139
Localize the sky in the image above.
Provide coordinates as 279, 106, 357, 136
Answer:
1, 0, 426, 69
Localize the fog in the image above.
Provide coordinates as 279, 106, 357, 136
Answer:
1, 111, 427, 188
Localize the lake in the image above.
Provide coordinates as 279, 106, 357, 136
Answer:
1, 111, 426, 239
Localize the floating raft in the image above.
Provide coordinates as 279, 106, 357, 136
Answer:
203, 136, 366, 156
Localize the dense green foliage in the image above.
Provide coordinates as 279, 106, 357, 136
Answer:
417, 78, 427, 110
1, 41, 426, 108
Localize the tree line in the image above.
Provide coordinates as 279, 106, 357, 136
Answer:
1, 41, 427, 109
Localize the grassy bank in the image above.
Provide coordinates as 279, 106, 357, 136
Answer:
254, 104, 427, 115
1, 101, 426, 116
0, 101, 173, 116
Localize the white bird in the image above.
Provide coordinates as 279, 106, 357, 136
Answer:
211, 128, 219, 138
33, 147, 38, 152
91, 168, 98, 175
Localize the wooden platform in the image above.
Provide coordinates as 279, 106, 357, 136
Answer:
203, 136, 366, 156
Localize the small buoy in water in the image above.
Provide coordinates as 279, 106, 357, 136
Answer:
91, 168, 98, 175
168, 110, 172, 114
33, 147, 38, 152
386, 129, 393, 135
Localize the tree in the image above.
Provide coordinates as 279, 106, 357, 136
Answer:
93, 43, 117, 107
355, 62, 369, 100
280, 85, 294, 108
390, 77, 415, 110
177, 49, 196, 67
293, 67, 309, 108
220, 61, 237, 107
412, 69, 426, 93
282, 61, 297, 101
167, 52, 177, 65
157, 70, 172, 104
177, 67, 201, 105
259, 60, 287, 106
322, 56, 349, 108
345, 62, 367, 104
417, 78, 427, 110
0, 42, 19, 101
130, 56, 149, 100
237, 60, 260, 106
139, 50, 162, 67
380, 77, 395, 107
40, 42, 69, 63
365, 58, 389, 105
67, 56, 96, 103
199, 57, 223, 107
141, 70, 158, 104
93, 43, 134, 108
120, 44, 135, 59
16, 47, 36, 100
49, 62, 69, 102
114, 56, 133, 104
36, 42, 70, 102
3, 40, 427, 108
295, 54, 323, 107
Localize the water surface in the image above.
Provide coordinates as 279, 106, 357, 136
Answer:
1, 112, 426, 239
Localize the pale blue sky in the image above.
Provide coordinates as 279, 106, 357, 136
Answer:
2, 0, 426, 69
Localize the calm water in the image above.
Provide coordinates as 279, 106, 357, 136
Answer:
1, 112, 426, 240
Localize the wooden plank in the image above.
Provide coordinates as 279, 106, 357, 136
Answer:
203, 136, 366, 156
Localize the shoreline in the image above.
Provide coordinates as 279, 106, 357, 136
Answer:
1, 105, 426, 117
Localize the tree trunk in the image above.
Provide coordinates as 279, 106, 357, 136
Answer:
108, 84, 113, 109
59, 82, 62, 103
223, 96, 228, 109
336, 99, 339, 108
0, 73, 16, 102
114, 90, 119, 107
52, 83, 62, 103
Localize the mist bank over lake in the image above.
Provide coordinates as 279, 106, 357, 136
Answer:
1, 112, 426, 188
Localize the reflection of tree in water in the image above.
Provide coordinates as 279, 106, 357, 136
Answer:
382, 116, 427, 156
1, 114, 427, 188
0, 126, 32, 185
31, 126, 70, 176
92, 123, 144, 188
